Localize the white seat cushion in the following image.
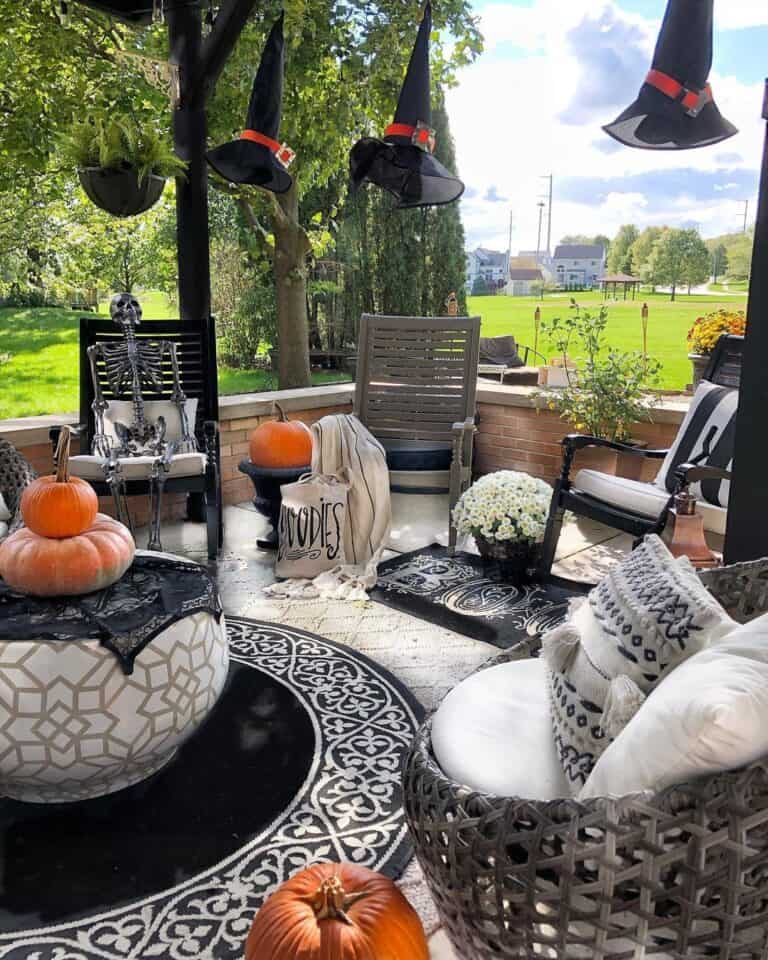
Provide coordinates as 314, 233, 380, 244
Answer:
69, 452, 207, 481
0, 521, 7, 540
573, 468, 727, 536
432, 657, 570, 800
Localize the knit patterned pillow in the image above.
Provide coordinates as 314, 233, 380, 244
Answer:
542, 536, 735, 791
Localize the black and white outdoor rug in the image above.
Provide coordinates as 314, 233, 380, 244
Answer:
0, 618, 424, 959
372, 544, 591, 651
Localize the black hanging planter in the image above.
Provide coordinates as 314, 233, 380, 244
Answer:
77, 167, 166, 217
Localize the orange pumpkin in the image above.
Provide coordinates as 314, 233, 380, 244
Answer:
249, 401, 313, 469
21, 427, 98, 538
244, 863, 429, 960
0, 514, 135, 597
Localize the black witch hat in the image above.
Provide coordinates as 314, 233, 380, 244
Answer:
603, 0, 737, 150
206, 14, 294, 193
349, 4, 464, 208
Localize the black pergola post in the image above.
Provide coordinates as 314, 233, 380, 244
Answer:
724, 79, 768, 564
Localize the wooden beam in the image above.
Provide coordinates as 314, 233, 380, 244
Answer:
198, 0, 261, 101
724, 80, 768, 564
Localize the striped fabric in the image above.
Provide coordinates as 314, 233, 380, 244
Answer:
655, 381, 738, 507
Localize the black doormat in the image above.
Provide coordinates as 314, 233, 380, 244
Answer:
372, 544, 591, 652
0, 618, 424, 959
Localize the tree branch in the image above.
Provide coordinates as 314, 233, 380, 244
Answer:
198, 0, 261, 102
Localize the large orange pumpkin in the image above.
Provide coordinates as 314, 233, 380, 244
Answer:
244, 863, 429, 960
248, 401, 313, 469
21, 427, 98, 538
0, 514, 135, 597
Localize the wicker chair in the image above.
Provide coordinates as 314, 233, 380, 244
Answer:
404, 558, 768, 960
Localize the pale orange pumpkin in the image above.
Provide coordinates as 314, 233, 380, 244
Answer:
248, 401, 313, 470
0, 514, 135, 597
244, 863, 429, 960
21, 427, 98, 538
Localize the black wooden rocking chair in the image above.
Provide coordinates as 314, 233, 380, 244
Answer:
50, 315, 222, 560
540, 334, 744, 573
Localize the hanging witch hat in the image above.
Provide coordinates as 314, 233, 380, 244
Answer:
603, 0, 736, 150
349, 3, 463, 208
206, 14, 294, 193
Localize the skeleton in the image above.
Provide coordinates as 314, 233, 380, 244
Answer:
86, 293, 198, 551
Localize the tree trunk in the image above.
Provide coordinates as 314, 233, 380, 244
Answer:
670, 283, 676, 301
272, 183, 311, 389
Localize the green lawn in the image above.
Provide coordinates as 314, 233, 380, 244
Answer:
0, 305, 350, 419
0, 289, 747, 419
467, 291, 748, 390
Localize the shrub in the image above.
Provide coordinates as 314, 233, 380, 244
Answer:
537, 301, 661, 444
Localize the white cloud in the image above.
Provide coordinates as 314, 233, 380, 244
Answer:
716, 1, 768, 30
447, 0, 764, 251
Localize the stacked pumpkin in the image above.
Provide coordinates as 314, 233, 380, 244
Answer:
0, 429, 135, 597
245, 863, 429, 960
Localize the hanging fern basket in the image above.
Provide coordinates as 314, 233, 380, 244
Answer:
78, 167, 166, 218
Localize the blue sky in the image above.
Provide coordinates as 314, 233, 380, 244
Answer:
446, 0, 766, 251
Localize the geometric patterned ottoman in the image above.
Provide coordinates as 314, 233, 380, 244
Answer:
0, 610, 229, 803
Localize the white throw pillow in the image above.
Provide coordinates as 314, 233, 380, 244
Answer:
580, 612, 768, 800
0, 492, 10, 522
103, 398, 198, 446
542, 536, 735, 792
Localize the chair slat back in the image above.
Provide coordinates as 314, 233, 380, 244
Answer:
703, 334, 744, 389
79, 316, 219, 449
354, 315, 481, 443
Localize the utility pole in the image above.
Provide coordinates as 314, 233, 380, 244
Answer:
743, 199, 750, 233
535, 201, 546, 262
542, 173, 554, 256
507, 208, 514, 274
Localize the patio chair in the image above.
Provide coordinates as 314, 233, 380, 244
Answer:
353, 314, 481, 550
404, 556, 768, 960
540, 334, 744, 572
477, 333, 545, 385
50, 313, 222, 559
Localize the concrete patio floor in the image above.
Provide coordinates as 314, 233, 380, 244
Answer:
138, 493, 637, 959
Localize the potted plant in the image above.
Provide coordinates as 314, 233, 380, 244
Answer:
452, 470, 552, 584
60, 113, 187, 217
536, 302, 662, 480
687, 309, 746, 390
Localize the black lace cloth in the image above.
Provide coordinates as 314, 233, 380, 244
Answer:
0, 555, 222, 675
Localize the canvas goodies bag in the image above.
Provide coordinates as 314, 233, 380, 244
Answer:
275, 473, 348, 579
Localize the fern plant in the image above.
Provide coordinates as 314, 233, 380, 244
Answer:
61, 113, 187, 182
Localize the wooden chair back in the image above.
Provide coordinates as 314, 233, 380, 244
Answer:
79, 316, 219, 450
354, 314, 481, 446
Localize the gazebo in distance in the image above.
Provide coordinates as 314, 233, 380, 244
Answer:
600, 272, 642, 300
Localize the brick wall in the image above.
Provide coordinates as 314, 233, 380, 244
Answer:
474, 401, 682, 484
0, 382, 689, 530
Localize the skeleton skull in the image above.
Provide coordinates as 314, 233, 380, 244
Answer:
110, 292, 142, 328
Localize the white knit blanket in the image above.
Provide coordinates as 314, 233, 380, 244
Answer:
266, 414, 391, 601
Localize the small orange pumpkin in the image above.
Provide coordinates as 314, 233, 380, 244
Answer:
0, 514, 135, 597
21, 428, 98, 538
248, 401, 313, 470
244, 862, 429, 960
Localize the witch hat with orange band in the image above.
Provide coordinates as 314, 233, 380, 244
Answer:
603, 0, 736, 150
206, 14, 294, 193
349, 4, 463, 208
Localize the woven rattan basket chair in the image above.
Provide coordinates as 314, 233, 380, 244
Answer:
404, 559, 768, 960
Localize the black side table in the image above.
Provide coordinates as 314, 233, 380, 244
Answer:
238, 461, 310, 549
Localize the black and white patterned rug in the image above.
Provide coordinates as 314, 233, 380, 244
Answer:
372, 544, 591, 651
0, 618, 424, 959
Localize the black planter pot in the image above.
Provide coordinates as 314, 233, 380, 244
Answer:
238, 461, 311, 549
78, 167, 166, 218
